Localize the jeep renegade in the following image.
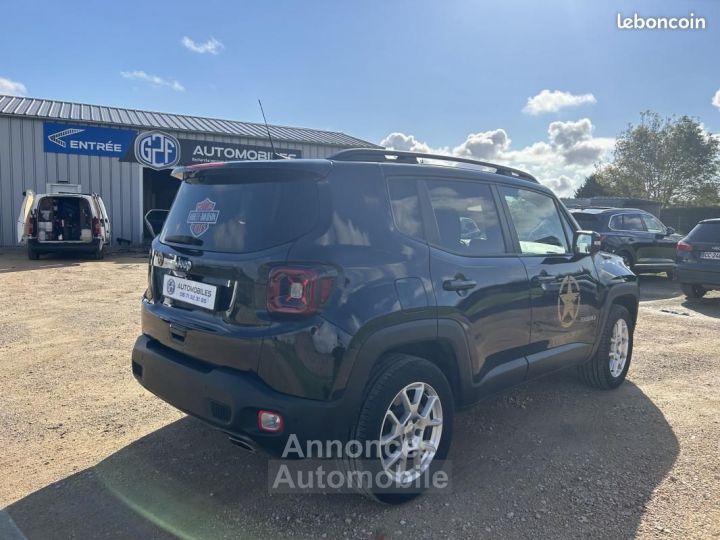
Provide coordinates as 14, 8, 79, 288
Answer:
132, 149, 639, 502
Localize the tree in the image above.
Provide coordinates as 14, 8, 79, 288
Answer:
574, 174, 608, 198
597, 112, 720, 206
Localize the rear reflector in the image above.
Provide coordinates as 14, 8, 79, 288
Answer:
267, 266, 334, 315
677, 241, 693, 252
258, 410, 284, 433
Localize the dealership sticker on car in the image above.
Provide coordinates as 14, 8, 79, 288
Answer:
700, 251, 720, 260
163, 274, 217, 309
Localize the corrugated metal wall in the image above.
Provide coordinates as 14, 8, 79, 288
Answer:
0, 117, 347, 246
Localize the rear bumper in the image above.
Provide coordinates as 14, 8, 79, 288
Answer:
28, 238, 102, 254
131, 335, 354, 455
676, 266, 720, 288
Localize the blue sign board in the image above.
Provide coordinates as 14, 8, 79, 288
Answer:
43, 122, 137, 158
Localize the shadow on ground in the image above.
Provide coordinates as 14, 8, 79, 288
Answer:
5, 371, 678, 539
681, 296, 720, 318
637, 274, 680, 301
0, 248, 148, 274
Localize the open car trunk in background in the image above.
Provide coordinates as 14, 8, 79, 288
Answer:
16, 190, 35, 244
36, 196, 93, 243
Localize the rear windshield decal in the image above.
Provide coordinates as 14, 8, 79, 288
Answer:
187, 198, 219, 238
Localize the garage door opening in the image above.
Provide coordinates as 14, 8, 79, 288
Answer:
142, 168, 180, 241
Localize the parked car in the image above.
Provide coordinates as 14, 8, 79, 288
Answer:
676, 218, 720, 298
570, 207, 681, 276
17, 189, 111, 260
131, 150, 639, 503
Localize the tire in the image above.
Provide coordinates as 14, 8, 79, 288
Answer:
681, 283, 706, 299
27, 248, 39, 260
94, 247, 105, 260
579, 305, 633, 390
349, 354, 454, 504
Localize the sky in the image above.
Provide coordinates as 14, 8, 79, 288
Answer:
1, 0, 719, 195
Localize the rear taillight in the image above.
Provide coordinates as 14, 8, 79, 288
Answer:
267, 266, 334, 315
93, 217, 101, 237
677, 241, 693, 253
25, 217, 34, 238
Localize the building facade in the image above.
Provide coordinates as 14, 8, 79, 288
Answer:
0, 95, 379, 246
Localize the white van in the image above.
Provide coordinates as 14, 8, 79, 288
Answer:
17, 189, 111, 260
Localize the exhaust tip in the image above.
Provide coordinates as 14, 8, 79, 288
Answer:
228, 435, 256, 453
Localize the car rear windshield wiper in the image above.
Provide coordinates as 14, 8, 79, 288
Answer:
164, 235, 204, 246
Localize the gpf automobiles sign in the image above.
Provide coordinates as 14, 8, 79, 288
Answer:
134, 131, 180, 170
44, 122, 302, 168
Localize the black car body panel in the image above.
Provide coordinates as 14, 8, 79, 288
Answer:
571, 207, 681, 273
132, 156, 639, 454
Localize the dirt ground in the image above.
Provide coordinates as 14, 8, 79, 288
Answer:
0, 248, 718, 539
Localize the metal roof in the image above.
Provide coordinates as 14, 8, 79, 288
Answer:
0, 95, 381, 148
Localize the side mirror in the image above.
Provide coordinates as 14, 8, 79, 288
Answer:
574, 230, 601, 256
144, 209, 169, 238
666, 227, 676, 235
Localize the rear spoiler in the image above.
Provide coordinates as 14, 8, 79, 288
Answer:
171, 162, 226, 181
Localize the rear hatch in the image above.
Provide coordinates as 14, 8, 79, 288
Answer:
145, 162, 329, 372
680, 222, 720, 266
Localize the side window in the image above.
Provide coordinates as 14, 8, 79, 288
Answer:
388, 178, 423, 240
641, 214, 665, 233
622, 214, 646, 232
425, 179, 505, 256
500, 187, 569, 255
609, 215, 622, 230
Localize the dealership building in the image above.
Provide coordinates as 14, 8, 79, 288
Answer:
0, 95, 379, 246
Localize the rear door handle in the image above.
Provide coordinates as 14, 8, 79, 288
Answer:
533, 274, 555, 283
443, 278, 477, 292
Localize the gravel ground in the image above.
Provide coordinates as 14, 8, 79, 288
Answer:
0, 249, 718, 539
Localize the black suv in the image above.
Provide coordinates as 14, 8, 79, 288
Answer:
676, 218, 720, 298
132, 150, 639, 502
570, 207, 681, 276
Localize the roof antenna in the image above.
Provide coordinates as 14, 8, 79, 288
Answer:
258, 99, 284, 159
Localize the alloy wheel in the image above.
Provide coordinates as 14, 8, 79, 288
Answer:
379, 382, 443, 485
609, 318, 629, 378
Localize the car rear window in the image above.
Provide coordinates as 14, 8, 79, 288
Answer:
160, 178, 318, 253
687, 222, 720, 242
572, 213, 600, 230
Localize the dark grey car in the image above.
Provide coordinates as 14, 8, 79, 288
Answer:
571, 207, 681, 276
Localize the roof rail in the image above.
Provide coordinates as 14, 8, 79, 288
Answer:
329, 148, 539, 183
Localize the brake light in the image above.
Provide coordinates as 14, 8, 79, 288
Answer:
677, 241, 693, 253
25, 217, 34, 238
267, 266, 334, 315
93, 217, 101, 237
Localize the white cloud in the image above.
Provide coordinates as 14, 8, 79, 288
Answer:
379, 132, 432, 153
523, 89, 597, 115
713, 89, 720, 109
181, 36, 224, 55
380, 119, 615, 197
0, 77, 27, 96
120, 70, 185, 92
452, 129, 510, 159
